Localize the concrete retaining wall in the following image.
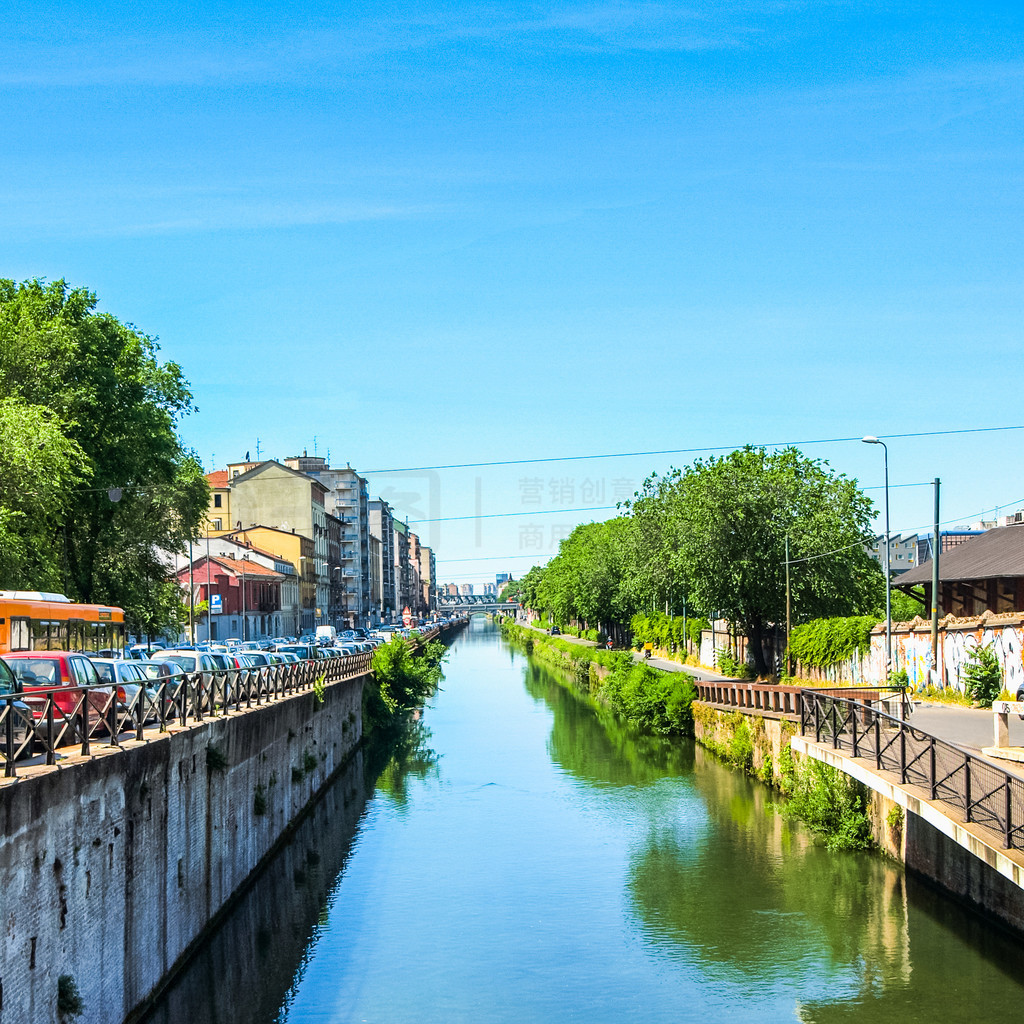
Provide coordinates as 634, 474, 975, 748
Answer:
694, 702, 1024, 935
0, 673, 364, 1024
794, 735, 1024, 934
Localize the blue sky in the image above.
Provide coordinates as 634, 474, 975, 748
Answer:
5, 1, 1022, 582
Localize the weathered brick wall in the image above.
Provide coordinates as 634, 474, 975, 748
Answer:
0, 674, 363, 1024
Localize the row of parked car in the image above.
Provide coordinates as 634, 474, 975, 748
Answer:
0, 638, 361, 759
0, 620, 456, 760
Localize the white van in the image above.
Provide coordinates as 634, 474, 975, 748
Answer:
315, 625, 338, 643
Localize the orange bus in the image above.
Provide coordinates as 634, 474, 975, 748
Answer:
0, 591, 126, 655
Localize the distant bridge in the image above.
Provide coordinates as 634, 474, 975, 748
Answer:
438, 596, 518, 614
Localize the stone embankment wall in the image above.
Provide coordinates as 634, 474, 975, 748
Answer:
693, 705, 904, 862
0, 674, 363, 1024
696, 703, 1024, 933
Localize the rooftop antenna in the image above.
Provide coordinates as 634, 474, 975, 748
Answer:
255, 437, 262, 460
313, 435, 318, 456
210, 452, 215, 471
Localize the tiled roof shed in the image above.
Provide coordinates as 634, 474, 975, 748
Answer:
895, 524, 1024, 585
894, 524, 1024, 616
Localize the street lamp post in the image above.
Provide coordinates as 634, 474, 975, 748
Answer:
862, 436, 892, 678
240, 554, 249, 642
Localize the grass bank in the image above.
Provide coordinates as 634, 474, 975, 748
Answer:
500, 618, 697, 736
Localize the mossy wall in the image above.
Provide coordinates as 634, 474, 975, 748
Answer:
693, 703, 904, 859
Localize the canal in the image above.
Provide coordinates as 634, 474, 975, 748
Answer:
144, 617, 1024, 1023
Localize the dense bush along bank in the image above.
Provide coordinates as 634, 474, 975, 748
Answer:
364, 635, 449, 736
500, 619, 697, 736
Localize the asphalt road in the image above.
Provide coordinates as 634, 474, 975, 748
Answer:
909, 700, 1024, 752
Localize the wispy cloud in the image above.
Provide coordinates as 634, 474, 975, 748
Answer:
0, 183, 434, 239
0, 2, 773, 88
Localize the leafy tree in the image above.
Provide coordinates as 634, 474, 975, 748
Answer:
531, 519, 634, 632
889, 586, 926, 623
0, 398, 85, 587
0, 278, 209, 632
631, 447, 881, 676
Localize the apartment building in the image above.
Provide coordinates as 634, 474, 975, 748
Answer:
369, 498, 397, 624
285, 456, 372, 628
223, 460, 329, 632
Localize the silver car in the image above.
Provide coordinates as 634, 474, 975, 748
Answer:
0, 657, 35, 757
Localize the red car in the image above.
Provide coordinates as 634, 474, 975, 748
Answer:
2, 651, 115, 727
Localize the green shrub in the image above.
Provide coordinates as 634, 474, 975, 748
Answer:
788, 615, 878, 669
715, 648, 750, 679
786, 759, 872, 851
603, 662, 697, 735
364, 635, 448, 733
206, 745, 228, 772
963, 644, 1002, 705
630, 612, 708, 653
58, 974, 84, 1022
727, 717, 754, 771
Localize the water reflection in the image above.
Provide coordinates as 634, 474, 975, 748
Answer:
628, 746, 912, 1004
144, 625, 1024, 1024
522, 661, 694, 786
366, 716, 440, 809
522, 655, 1024, 1020
142, 716, 440, 1024
141, 749, 371, 1024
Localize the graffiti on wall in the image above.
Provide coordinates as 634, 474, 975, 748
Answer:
869, 619, 1024, 694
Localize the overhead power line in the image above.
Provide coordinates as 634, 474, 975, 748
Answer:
408, 505, 616, 524
364, 424, 1024, 475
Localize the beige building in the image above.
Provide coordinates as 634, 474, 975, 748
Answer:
223, 460, 329, 633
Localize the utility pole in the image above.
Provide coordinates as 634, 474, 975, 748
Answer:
240, 555, 248, 642
785, 533, 792, 677
862, 437, 892, 677
206, 530, 212, 644
188, 538, 195, 645
931, 478, 941, 686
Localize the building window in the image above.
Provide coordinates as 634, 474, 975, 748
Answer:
214, 494, 222, 508
212, 518, 222, 530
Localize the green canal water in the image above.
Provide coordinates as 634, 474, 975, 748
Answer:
146, 617, 1024, 1023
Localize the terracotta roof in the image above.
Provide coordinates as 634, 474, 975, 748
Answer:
206, 470, 229, 488
895, 524, 1024, 586
210, 556, 284, 579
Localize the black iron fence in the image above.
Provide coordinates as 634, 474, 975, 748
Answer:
799, 688, 1024, 851
696, 680, 909, 719
1, 651, 373, 779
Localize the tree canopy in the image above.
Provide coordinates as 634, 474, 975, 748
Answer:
0, 278, 209, 636
515, 446, 882, 676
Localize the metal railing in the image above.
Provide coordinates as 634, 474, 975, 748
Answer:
1, 651, 373, 779
799, 689, 1024, 851
696, 680, 806, 716
0, 623, 457, 780
697, 680, 910, 719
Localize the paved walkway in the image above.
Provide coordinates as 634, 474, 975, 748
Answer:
909, 700, 1024, 754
